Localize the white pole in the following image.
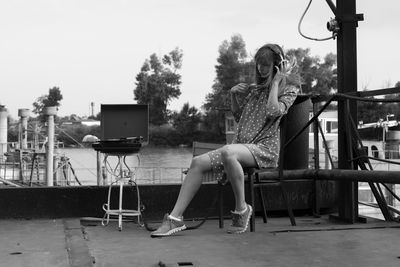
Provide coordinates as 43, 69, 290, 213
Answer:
0, 106, 8, 159
44, 107, 57, 187
18, 109, 30, 150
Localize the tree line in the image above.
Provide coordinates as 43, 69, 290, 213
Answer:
8, 34, 399, 147
133, 34, 399, 146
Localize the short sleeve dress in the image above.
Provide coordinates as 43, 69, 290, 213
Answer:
207, 84, 299, 181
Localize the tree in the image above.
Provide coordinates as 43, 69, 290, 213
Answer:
202, 34, 251, 140
313, 53, 337, 94
204, 35, 251, 110
133, 48, 183, 125
286, 49, 337, 94
357, 81, 400, 124
32, 87, 63, 115
171, 102, 201, 137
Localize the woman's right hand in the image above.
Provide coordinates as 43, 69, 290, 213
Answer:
231, 83, 250, 95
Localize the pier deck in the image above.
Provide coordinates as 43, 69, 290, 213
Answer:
1, 216, 399, 267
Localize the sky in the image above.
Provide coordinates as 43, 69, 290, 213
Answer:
1, 0, 399, 118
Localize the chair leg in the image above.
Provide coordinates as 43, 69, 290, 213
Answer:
279, 182, 296, 226
256, 175, 267, 223
249, 173, 255, 232
257, 187, 267, 223
218, 182, 224, 228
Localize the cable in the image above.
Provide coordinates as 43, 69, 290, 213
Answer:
143, 190, 220, 233
298, 0, 335, 41
55, 126, 85, 148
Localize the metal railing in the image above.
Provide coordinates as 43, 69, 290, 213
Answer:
306, 88, 400, 220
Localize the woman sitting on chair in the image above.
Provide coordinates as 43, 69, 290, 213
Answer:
151, 43, 301, 237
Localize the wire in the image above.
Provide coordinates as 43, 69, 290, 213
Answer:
55, 126, 85, 148
298, 0, 335, 41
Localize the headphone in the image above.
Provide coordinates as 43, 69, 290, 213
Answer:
255, 44, 301, 89
255, 43, 285, 74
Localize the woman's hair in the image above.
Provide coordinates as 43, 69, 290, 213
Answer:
254, 43, 301, 93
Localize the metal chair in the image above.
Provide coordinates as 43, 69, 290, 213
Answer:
218, 114, 297, 232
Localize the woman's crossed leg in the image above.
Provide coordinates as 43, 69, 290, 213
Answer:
151, 144, 257, 236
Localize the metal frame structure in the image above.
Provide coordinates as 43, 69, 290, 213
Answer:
335, 0, 364, 223
315, 0, 398, 222
279, 89, 400, 222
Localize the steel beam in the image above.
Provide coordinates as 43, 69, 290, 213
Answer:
336, 0, 361, 223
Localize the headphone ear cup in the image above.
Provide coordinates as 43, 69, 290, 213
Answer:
269, 44, 284, 68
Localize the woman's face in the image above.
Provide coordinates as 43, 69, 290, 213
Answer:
256, 50, 274, 79
257, 61, 273, 79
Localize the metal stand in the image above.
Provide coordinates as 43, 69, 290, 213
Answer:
101, 153, 141, 231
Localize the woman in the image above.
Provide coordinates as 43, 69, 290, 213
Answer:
151, 43, 301, 237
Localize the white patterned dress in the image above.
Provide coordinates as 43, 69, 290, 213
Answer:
207, 84, 299, 181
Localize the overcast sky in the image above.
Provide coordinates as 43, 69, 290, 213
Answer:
1, 0, 399, 118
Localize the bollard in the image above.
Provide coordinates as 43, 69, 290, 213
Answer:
43, 106, 57, 187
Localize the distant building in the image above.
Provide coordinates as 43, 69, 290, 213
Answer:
309, 110, 400, 161
81, 119, 100, 126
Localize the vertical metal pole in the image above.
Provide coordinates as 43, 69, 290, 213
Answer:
118, 155, 123, 231
336, 0, 360, 223
33, 122, 40, 152
313, 103, 320, 169
97, 151, 103, 186
312, 102, 321, 215
18, 109, 30, 183
53, 155, 59, 185
0, 106, 8, 160
44, 107, 57, 187
325, 140, 335, 169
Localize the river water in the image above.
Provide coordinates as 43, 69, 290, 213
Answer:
60, 146, 193, 185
